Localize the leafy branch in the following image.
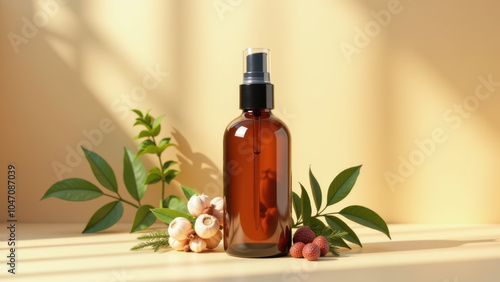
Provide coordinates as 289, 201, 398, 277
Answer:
293, 165, 391, 252
131, 109, 180, 209
42, 109, 181, 233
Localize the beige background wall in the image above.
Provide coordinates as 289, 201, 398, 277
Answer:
1, 0, 499, 225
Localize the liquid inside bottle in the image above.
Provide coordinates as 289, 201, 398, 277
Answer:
223, 48, 291, 257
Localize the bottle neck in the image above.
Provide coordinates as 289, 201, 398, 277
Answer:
242, 109, 272, 118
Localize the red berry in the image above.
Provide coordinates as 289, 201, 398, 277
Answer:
293, 226, 316, 244
313, 236, 329, 256
290, 242, 305, 258
302, 243, 321, 261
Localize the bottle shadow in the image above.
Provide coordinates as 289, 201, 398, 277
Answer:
171, 128, 223, 198
348, 239, 497, 254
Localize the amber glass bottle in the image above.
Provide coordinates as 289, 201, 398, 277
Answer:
223, 48, 291, 257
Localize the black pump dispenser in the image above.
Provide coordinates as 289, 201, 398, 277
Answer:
244, 52, 270, 83
240, 48, 274, 110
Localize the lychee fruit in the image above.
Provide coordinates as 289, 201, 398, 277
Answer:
293, 226, 316, 244
302, 243, 321, 261
290, 242, 305, 258
313, 236, 329, 256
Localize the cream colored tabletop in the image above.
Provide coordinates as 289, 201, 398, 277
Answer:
1, 223, 499, 281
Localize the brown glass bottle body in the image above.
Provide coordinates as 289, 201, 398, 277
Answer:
223, 109, 291, 257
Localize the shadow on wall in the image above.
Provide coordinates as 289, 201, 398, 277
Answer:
352, 0, 500, 223
172, 128, 223, 199
0, 0, 187, 223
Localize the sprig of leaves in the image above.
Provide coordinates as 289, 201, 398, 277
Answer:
42, 148, 145, 233
132, 109, 180, 208
318, 227, 347, 257
42, 110, 180, 233
131, 229, 170, 252
293, 165, 391, 252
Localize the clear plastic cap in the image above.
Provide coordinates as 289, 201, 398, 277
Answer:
243, 48, 271, 84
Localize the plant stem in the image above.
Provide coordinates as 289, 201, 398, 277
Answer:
293, 212, 340, 228
152, 136, 166, 208
316, 206, 327, 216
118, 191, 141, 207
158, 153, 165, 208
322, 212, 340, 216
103, 193, 139, 208
160, 180, 165, 208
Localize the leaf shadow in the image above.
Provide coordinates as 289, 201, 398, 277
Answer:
171, 127, 223, 198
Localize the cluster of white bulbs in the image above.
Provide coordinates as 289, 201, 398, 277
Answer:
168, 194, 224, 253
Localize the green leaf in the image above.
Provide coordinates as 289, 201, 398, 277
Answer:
137, 144, 159, 158
339, 205, 391, 239
143, 110, 152, 125
82, 147, 118, 193
315, 226, 348, 255
133, 119, 151, 129
132, 109, 143, 118
308, 217, 327, 236
42, 178, 103, 201
151, 114, 165, 130
123, 148, 147, 202
330, 236, 351, 249
162, 160, 177, 173
145, 175, 161, 185
83, 201, 123, 233
159, 137, 171, 146
309, 166, 322, 213
131, 239, 169, 252
150, 208, 195, 224
150, 118, 164, 138
131, 205, 156, 233
308, 218, 351, 250
318, 226, 347, 240
300, 183, 312, 226
131, 230, 170, 252
163, 195, 189, 214
180, 185, 199, 201
145, 167, 163, 185
138, 139, 155, 151
157, 139, 174, 154
132, 130, 152, 140
164, 169, 180, 184
292, 191, 302, 221
136, 229, 169, 241
150, 124, 161, 137
325, 215, 362, 247
327, 165, 362, 206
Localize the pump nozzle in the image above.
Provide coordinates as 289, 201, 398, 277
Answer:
239, 48, 274, 109
243, 48, 271, 84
